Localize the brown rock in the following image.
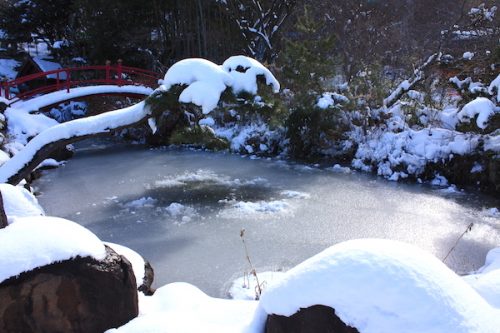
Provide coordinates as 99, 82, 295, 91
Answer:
266, 305, 360, 333
0, 246, 138, 333
138, 260, 155, 296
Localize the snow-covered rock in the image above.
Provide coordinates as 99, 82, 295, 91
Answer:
0, 216, 106, 283
258, 239, 500, 333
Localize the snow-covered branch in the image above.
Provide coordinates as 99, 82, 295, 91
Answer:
383, 53, 439, 108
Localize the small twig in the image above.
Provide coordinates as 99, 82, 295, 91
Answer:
240, 229, 262, 299
443, 222, 474, 263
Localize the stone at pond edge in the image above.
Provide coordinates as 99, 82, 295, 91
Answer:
266, 305, 360, 333
0, 246, 138, 333
138, 260, 155, 296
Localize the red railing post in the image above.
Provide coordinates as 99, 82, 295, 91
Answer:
105, 60, 111, 83
4, 82, 10, 100
66, 69, 71, 93
117, 59, 123, 86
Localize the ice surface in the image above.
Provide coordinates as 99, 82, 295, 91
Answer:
34, 144, 500, 297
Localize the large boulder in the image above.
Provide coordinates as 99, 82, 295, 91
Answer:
0, 246, 138, 333
266, 305, 359, 333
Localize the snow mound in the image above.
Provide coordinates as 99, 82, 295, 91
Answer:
457, 97, 498, 129
0, 183, 45, 219
258, 239, 499, 333
106, 282, 261, 333
222, 55, 280, 95
463, 247, 500, 308
0, 216, 106, 283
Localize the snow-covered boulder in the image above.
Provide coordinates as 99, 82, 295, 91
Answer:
0, 217, 138, 333
257, 239, 500, 333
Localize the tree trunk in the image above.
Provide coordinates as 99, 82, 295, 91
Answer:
0, 191, 8, 229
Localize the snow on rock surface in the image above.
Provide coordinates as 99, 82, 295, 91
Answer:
257, 239, 500, 333
106, 282, 262, 333
0, 183, 44, 219
0, 216, 106, 283
457, 97, 498, 129
105, 242, 145, 288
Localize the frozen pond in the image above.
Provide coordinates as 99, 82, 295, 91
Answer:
33, 141, 500, 297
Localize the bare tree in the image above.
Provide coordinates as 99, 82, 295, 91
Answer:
217, 0, 297, 63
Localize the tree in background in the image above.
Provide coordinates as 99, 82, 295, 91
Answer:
217, 0, 297, 63
0, 0, 73, 53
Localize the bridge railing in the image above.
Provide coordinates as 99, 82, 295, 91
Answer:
1, 63, 162, 102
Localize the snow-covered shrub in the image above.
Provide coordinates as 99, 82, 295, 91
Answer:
145, 56, 283, 154
48, 101, 87, 123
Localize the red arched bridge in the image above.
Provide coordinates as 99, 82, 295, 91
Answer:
1, 62, 162, 106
